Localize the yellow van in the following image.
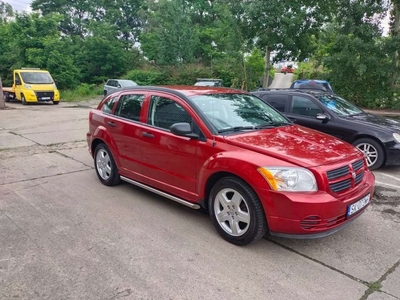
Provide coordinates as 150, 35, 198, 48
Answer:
3, 68, 60, 105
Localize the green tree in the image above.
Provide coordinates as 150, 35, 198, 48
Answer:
315, 1, 393, 108
141, 0, 198, 65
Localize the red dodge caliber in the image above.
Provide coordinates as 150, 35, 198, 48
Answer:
87, 86, 375, 245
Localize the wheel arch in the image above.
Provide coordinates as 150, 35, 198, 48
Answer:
90, 130, 121, 168
350, 134, 387, 162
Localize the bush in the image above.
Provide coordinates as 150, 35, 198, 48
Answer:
124, 69, 166, 85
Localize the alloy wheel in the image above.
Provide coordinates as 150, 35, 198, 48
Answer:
96, 149, 112, 180
356, 143, 378, 167
214, 188, 250, 237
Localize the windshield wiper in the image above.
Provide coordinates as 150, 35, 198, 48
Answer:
218, 126, 256, 133
255, 122, 290, 129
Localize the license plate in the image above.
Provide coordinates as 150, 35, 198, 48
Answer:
41, 97, 50, 100
347, 194, 370, 217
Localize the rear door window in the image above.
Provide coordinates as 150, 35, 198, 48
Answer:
114, 94, 145, 122
262, 94, 289, 112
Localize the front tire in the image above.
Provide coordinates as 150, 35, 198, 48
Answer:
53, 101, 59, 105
353, 138, 385, 170
94, 143, 121, 186
208, 176, 267, 246
21, 94, 27, 105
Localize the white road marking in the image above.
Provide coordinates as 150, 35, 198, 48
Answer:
375, 180, 400, 189
376, 173, 400, 183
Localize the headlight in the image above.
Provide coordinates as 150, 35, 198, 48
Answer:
393, 133, 400, 143
257, 167, 317, 192
24, 84, 32, 89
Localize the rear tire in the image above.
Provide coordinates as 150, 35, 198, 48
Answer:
4, 92, 10, 102
21, 94, 27, 105
353, 138, 385, 170
94, 143, 121, 186
208, 176, 267, 246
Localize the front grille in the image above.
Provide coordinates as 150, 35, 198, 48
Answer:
327, 165, 349, 180
35, 91, 54, 100
355, 171, 364, 185
326, 159, 366, 194
352, 159, 364, 171
330, 179, 351, 193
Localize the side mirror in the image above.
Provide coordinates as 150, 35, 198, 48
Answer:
15, 79, 21, 85
316, 113, 330, 122
170, 122, 199, 139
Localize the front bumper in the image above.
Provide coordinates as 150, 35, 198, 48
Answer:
259, 170, 375, 238
24, 90, 60, 102
384, 141, 400, 166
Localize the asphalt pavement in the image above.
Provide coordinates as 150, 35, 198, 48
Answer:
0, 98, 399, 300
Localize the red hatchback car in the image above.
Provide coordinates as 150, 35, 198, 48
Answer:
87, 86, 375, 245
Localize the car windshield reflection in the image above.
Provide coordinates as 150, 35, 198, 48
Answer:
316, 94, 363, 117
190, 93, 290, 132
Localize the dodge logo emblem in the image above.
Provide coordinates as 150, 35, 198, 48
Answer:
352, 172, 356, 180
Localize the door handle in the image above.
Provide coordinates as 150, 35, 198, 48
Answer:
107, 121, 116, 127
142, 132, 154, 138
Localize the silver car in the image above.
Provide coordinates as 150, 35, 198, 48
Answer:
103, 79, 138, 97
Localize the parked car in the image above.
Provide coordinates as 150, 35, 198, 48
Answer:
252, 89, 400, 170
194, 78, 223, 87
291, 80, 334, 93
280, 65, 294, 74
103, 79, 138, 97
87, 86, 374, 245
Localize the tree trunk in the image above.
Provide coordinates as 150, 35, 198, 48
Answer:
0, 77, 6, 109
263, 46, 271, 88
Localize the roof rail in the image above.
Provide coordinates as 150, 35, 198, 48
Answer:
21, 67, 41, 70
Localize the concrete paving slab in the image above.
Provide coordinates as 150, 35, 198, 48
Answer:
0, 152, 90, 185
0, 131, 36, 149
14, 119, 88, 135
0, 106, 90, 131
270, 207, 400, 283
22, 129, 86, 145
381, 265, 400, 298
367, 292, 398, 300
0, 171, 368, 300
57, 147, 93, 168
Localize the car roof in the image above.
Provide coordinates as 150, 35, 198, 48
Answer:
114, 85, 246, 97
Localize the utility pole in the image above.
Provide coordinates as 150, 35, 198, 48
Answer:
263, 45, 271, 88
0, 77, 6, 109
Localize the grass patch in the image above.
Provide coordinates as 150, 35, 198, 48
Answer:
60, 83, 103, 102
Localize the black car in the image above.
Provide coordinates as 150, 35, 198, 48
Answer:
252, 89, 400, 170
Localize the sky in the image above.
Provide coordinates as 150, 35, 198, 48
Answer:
3, 0, 392, 35
4, 0, 32, 12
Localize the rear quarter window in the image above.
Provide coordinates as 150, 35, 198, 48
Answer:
101, 97, 117, 114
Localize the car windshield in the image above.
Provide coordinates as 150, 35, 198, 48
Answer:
190, 93, 290, 132
21, 72, 54, 84
119, 80, 138, 87
316, 94, 363, 116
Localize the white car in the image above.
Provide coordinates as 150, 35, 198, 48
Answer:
103, 79, 138, 97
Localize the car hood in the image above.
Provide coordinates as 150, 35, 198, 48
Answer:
341, 113, 400, 133
223, 125, 362, 168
